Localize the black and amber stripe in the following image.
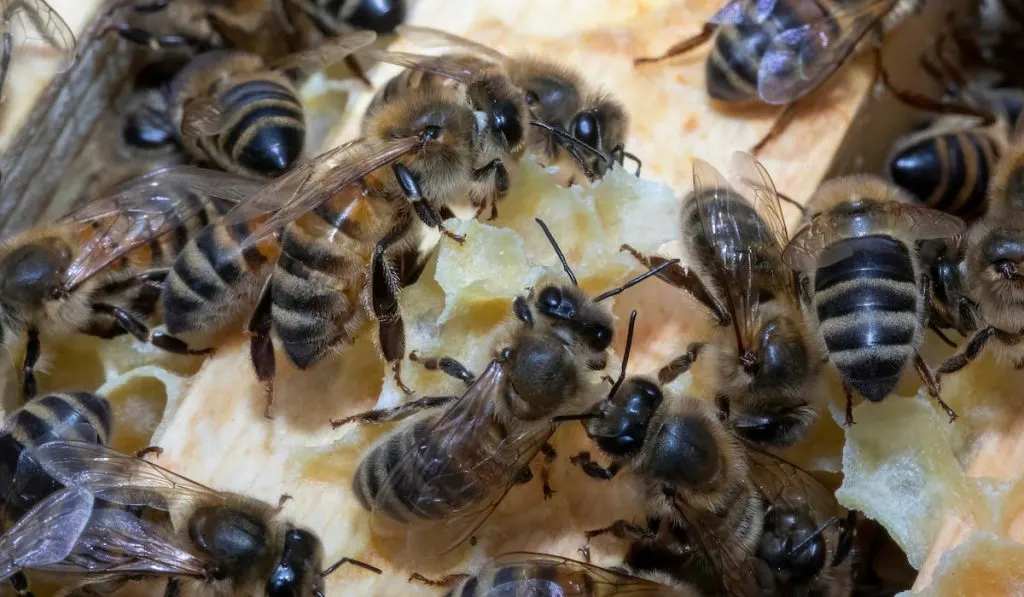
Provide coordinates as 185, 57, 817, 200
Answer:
205, 79, 305, 178
813, 235, 919, 402
889, 131, 1000, 222
0, 392, 111, 523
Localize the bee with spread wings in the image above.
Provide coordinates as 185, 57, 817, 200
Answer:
360, 24, 636, 181
339, 220, 676, 558
0, 0, 75, 105
28, 440, 379, 597
0, 166, 264, 400
626, 153, 820, 448
635, 0, 922, 153
0, 486, 94, 589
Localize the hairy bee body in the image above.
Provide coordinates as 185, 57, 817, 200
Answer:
0, 392, 111, 524
170, 50, 306, 178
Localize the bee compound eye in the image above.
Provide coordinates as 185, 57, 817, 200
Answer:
571, 111, 600, 149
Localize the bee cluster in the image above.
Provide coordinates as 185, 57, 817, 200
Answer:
0, 0, 1022, 596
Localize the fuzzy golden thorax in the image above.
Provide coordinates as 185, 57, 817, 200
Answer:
987, 143, 1024, 216
804, 175, 915, 221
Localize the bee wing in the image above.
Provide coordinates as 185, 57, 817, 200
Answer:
357, 48, 479, 84
36, 506, 212, 577
61, 167, 264, 290
0, 487, 94, 579
708, 0, 779, 25
476, 552, 671, 595
269, 30, 376, 72
31, 440, 222, 512
4, 0, 76, 73
218, 135, 428, 251
370, 360, 553, 554
395, 25, 507, 63
782, 201, 965, 272
757, 0, 897, 104
744, 442, 840, 523
180, 97, 234, 136
692, 157, 767, 353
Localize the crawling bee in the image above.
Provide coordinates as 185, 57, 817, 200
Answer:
0, 392, 111, 597
335, 220, 674, 558
0, 167, 262, 400
782, 175, 965, 422
573, 342, 856, 596
371, 25, 636, 181
410, 551, 703, 596
29, 440, 381, 597
0, 0, 75, 106
919, 237, 981, 344
936, 141, 1024, 376
0, 486, 95, 594
626, 153, 820, 448
634, 0, 925, 153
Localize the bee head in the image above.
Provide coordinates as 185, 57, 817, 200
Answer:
267, 529, 324, 597
534, 283, 614, 355
567, 97, 627, 177
466, 74, 527, 155
585, 378, 663, 457
757, 505, 827, 582
0, 242, 69, 310
977, 227, 1024, 293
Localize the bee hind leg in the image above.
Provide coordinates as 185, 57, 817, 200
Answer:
408, 351, 475, 385
9, 571, 33, 597
634, 22, 716, 66
914, 351, 957, 423
247, 282, 276, 419
540, 442, 557, 499
570, 451, 621, 480
409, 573, 469, 587
751, 102, 799, 156
22, 327, 40, 400
92, 303, 210, 355
329, 395, 458, 428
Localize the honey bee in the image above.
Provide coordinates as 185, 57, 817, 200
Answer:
373, 25, 636, 181
782, 175, 965, 422
918, 237, 981, 344
0, 486, 95, 593
625, 152, 819, 448
410, 551, 704, 596
27, 440, 380, 597
574, 351, 856, 596
634, 0, 924, 154
335, 220, 675, 557
0, 392, 111, 597
935, 142, 1024, 376
162, 61, 541, 416
0, 168, 263, 400
0, 0, 76, 106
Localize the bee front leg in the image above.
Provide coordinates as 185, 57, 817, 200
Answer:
570, 451, 621, 480
658, 342, 705, 385
91, 303, 210, 355
472, 158, 509, 220
393, 163, 464, 244
247, 281, 277, 419
22, 327, 40, 400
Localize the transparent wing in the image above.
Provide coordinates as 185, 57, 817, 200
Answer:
357, 48, 479, 84
219, 135, 429, 251
478, 552, 669, 596
269, 30, 376, 72
745, 442, 839, 523
0, 487, 93, 580
782, 200, 965, 272
4, 0, 76, 73
180, 97, 232, 137
370, 360, 554, 554
692, 157, 774, 353
709, 0, 780, 25
757, 0, 897, 104
36, 506, 211, 577
31, 441, 222, 512
670, 497, 760, 597
395, 25, 507, 62
61, 167, 264, 290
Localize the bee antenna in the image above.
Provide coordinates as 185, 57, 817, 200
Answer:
786, 515, 838, 558
529, 120, 611, 164
594, 259, 680, 302
608, 310, 637, 399
535, 218, 577, 285
321, 557, 382, 577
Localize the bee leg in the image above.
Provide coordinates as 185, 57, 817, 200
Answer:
344, 55, 374, 88
751, 102, 798, 156
515, 465, 534, 485
472, 158, 509, 219
108, 24, 193, 50
577, 545, 592, 563
914, 351, 957, 422
585, 519, 653, 542
832, 510, 858, 567
540, 442, 557, 499
620, 244, 730, 326
0, 31, 11, 105
658, 342, 705, 384
874, 48, 995, 125
134, 445, 163, 459
937, 326, 1021, 378
247, 282, 277, 419
570, 451, 621, 480
408, 351, 475, 385
329, 394, 458, 428
163, 579, 180, 597
274, 493, 293, 512
842, 381, 856, 426
9, 571, 33, 597
92, 303, 210, 355
634, 22, 717, 65
408, 573, 469, 587
371, 224, 414, 395
513, 296, 533, 326
930, 325, 958, 348
22, 327, 40, 400
393, 163, 465, 244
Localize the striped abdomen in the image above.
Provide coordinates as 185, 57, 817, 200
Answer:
888, 131, 999, 222
353, 415, 509, 523
0, 392, 111, 523
270, 188, 383, 368
202, 78, 305, 178
161, 219, 279, 336
813, 235, 921, 402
